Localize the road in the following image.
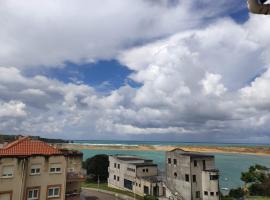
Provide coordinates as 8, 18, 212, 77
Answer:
81, 189, 120, 200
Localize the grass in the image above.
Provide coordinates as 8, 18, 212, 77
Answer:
247, 197, 270, 200
82, 181, 144, 200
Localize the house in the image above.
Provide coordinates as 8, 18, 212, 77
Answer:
165, 148, 220, 200
108, 155, 164, 197
0, 136, 85, 200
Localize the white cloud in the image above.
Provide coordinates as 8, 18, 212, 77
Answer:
201, 72, 227, 96
0, 100, 27, 118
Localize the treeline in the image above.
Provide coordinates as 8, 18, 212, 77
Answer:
0, 134, 70, 144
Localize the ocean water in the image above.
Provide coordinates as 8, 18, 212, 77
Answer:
73, 140, 270, 147
80, 149, 270, 191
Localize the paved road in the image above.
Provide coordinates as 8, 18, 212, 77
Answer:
81, 189, 119, 200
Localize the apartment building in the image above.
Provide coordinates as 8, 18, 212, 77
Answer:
108, 155, 164, 197
165, 148, 220, 200
0, 137, 84, 200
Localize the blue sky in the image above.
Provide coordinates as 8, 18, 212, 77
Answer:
0, 0, 270, 143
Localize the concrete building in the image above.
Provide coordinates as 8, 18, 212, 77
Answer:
0, 137, 84, 200
165, 148, 220, 200
108, 155, 164, 197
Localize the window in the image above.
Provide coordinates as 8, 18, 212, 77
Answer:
47, 186, 60, 198
216, 192, 219, 196
210, 192, 214, 196
114, 175, 116, 180
49, 164, 61, 173
117, 176, 120, 181
27, 188, 39, 200
118, 164, 120, 169
210, 175, 219, 180
143, 169, 145, 172
174, 172, 177, 178
146, 168, 148, 173
203, 160, 206, 170
114, 163, 117, 168
2, 166, 14, 178
0, 192, 12, 200
193, 175, 196, 182
204, 191, 208, 196
124, 179, 133, 190
194, 160, 197, 167
185, 174, 189, 182
196, 191, 200, 198
139, 184, 141, 187
173, 159, 177, 165
144, 186, 149, 195
168, 158, 171, 164
30, 165, 41, 175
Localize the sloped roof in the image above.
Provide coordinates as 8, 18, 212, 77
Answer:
0, 136, 62, 157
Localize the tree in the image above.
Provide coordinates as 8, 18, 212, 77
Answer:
229, 188, 245, 198
241, 164, 267, 184
83, 154, 109, 182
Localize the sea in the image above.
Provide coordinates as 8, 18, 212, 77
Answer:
73, 140, 270, 192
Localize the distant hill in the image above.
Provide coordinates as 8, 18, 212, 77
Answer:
0, 134, 70, 144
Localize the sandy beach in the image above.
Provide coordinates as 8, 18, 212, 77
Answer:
61, 143, 270, 156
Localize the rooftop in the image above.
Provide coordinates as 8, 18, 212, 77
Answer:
0, 136, 63, 157
170, 148, 214, 158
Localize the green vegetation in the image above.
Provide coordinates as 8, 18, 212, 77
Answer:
144, 195, 158, 200
82, 182, 144, 200
225, 164, 270, 199
83, 154, 109, 182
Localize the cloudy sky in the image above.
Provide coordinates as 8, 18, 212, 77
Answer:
1, 0, 270, 143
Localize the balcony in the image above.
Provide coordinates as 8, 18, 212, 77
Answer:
66, 172, 86, 182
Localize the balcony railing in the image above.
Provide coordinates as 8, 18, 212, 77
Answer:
66, 172, 85, 182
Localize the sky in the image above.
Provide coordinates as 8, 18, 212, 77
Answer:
1, 0, 270, 143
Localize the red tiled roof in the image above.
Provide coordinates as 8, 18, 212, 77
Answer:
0, 136, 62, 157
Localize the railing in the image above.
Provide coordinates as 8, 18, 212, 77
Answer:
66, 172, 85, 182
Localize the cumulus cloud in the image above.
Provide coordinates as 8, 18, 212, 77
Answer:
0, 0, 243, 68
1, 1, 270, 142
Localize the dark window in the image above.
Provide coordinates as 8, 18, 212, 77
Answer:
168, 158, 171, 164
210, 192, 214, 196
144, 186, 149, 195
216, 192, 219, 196
203, 160, 206, 170
114, 163, 116, 168
173, 159, 177, 165
114, 175, 116, 180
174, 172, 177, 178
117, 176, 120, 181
204, 191, 208, 196
210, 175, 219, 180
196, 191, 200, 198
118, 164, 120, 169
143, 169, 145, 172
193, 175, 196, 182
185, 174, 189, 182
139, 184, 141, 187
146, 168, 148, 173
124, 179, 133, 190
194, 160, 197, 167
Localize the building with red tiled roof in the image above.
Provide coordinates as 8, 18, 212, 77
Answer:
0, 136, 85, 200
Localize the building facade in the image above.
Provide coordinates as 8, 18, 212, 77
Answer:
0, 137, 84, 200
108, 155, 164, 197
165, 148, 220, 200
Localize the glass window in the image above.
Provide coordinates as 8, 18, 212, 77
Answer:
27, 188, 39, 200
204, 191, 208, 196
2, 166, 14, 177
210, 192, 214, 196
194, 160, 197, 167
49, 164, 61, 174
30, 165, 41, 175
185, 174, 189, 182
193, 175, 196, 182
168, 158, 171, 164
47, 186, 60, 198
210, 175, 219, 180
173, 159, 177, 165
174, 172, 177, 178
196, 191, 200, 198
